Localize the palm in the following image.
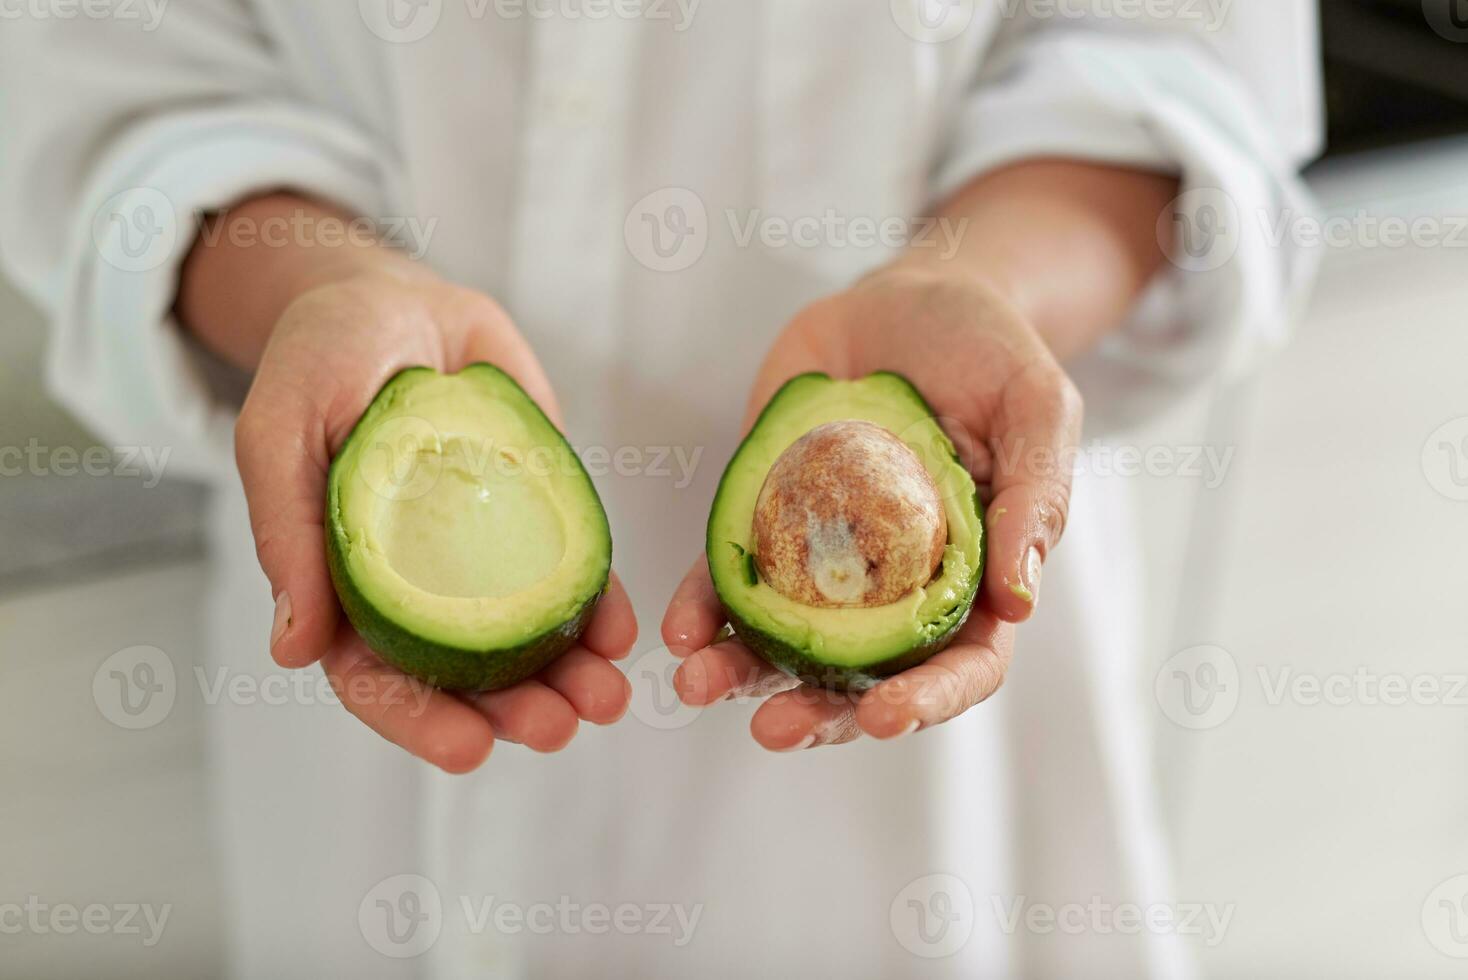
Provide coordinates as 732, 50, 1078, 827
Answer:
663, 267, 1081, 749
751, 270, 1052, 456
236, 273, 637, 771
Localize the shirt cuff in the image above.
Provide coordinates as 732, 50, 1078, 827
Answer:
933, 32, 1319, 427
46, 103, 392, 480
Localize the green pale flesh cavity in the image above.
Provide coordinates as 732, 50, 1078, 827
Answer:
707, 372, 984, 691
327, 364, 611, 691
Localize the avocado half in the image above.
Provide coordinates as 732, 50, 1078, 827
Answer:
326, 364, 611, 691
707, 372, 984, 691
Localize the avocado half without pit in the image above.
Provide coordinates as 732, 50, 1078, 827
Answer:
707, 372, 985, 691
326, 364, 611, 691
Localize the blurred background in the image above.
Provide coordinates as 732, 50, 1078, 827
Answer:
2, 1, 1467, 977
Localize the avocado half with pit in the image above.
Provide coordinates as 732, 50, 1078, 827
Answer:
707, 372, 984, 691
326, 364, 611, 691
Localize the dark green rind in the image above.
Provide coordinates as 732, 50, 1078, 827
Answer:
722, 603, 970, 693
707, 371, 985, 692
326, 363, 610, 692
326, 533, 603, 691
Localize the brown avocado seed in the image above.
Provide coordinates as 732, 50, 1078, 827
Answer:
752, 419, 947, 608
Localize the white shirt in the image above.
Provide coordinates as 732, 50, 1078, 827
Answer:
0, 3, 1320, 977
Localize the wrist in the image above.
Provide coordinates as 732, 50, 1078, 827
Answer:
869, 251, 1034, 321
280, 241, 437, 302
861, 251, 1036, 322
178, 194, 438, 369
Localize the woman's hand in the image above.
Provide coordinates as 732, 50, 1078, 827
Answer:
661, 262, 1082, 750
231, 257, 637, 773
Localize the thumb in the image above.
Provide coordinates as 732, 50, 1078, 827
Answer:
234, 372, 340, 669
981, 361, 1083, 623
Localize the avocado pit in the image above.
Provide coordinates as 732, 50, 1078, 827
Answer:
752, 419, 946, 608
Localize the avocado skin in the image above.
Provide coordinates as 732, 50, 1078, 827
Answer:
326, 516, 604, 691
325, 363, 609, 692
708, 371, 985, 692
723, 604, 970, 693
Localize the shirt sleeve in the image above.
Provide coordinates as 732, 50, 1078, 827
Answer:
933, 3, 1324, 427
0, 4, 394, 479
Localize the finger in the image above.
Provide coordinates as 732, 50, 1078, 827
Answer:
582, 572, 637, 661
235, 379, 339, 670
939, 416, 995, 486
661, 556, 726, 656
321, 629, 494, 774
674, 641, 798, 706
855, 611, 1014, 738
540, 647, 632, 725
750, 687, 863, 752
465, 680, 579, 753
984, 361, 1084, 623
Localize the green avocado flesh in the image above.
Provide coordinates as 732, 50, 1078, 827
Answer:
707, 372, 984, 691
327, 364, 611, 691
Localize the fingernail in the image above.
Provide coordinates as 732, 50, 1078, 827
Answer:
675, 657, 709, 705
1022, 546, 1043, 607
776, 734, 817, 753
871, 715, 920, 740
270, 592, 292, 649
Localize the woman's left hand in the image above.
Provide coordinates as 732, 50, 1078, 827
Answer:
660, 261, 1084, 750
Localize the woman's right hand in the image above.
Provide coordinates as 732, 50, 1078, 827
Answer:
231, 254, 637, 773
